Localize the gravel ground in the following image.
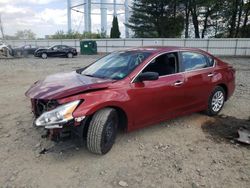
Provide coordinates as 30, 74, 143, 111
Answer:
0, 55, 249, 188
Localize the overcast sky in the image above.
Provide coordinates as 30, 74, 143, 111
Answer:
0, 0, 130, 38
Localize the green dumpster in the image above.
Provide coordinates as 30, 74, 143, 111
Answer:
80, 40, 97, 55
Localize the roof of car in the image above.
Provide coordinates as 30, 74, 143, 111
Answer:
128, 46, 205, 53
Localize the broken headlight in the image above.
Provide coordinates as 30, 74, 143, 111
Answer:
35, 100, 80, 127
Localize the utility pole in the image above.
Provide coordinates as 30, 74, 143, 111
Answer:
124, 0, 129, 38
67, 0, 72, 33
113, 0, 117, 16
100, 0, 107, 36
0, 14, 5, 40
84, 0, 91, 32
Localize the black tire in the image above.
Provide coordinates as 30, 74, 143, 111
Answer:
206, 86, 225, 116
67, 52, 73, 58
87, 108, 118, 155
41, 53, 47, 59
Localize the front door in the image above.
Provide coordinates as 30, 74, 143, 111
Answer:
48, 46, 60, 57
129, 52, 187, 129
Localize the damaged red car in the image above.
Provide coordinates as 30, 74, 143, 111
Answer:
25, 47, 235, 155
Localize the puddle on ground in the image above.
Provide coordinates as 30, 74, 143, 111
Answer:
201, 115, 250, 148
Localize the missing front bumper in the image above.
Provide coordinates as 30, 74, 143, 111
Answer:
36, 118, 88, 146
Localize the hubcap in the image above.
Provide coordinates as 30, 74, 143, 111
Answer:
211, 91, 224, 112
68, 53, 73, 58
42, 54, 47, 58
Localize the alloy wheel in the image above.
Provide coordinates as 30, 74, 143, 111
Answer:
211, 90, 224, 112
42, 53, 47, 59
68, 53, 73, 58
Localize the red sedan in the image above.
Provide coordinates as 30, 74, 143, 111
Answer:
25, 47, 235, 154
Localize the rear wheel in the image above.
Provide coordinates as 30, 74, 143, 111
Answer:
41, 53, 47, 59
67, 52, 73, 58
87, 108, 118, 155
206, 86, 225, 116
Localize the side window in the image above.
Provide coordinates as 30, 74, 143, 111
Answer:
142, 52, 178, 76
182, 52, 208, 71
52, 46, 58, 50
61, 45, 68, 49
207, 56, 215, 67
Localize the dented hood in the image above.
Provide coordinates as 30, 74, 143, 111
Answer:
25, 71, 114, 100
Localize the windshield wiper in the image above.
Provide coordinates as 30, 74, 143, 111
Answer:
82, 73, 113, 80
83, 74, 96, 77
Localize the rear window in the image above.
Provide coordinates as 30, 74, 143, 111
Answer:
181, 52, 212, 71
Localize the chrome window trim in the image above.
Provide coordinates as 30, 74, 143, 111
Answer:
131, 50, 216, 83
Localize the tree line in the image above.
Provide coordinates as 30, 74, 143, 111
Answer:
4, 29, 36, 40
50, 16, 121, 39
3, 1, 249, 39
3, 16, 121, 40
127, 0, 250, 38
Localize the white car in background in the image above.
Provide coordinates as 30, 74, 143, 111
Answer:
0, 41, 12, 57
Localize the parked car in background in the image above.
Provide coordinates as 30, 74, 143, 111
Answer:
34, 45, 77, 59
26, 47, 235, 155
0, 41, 12, 57
13, 44, 39, 57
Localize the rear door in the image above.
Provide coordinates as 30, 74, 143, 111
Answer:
179, 51, 215, 112
55, 45, 65, 56
129, 52, 187, 129
60, 45, 69, 56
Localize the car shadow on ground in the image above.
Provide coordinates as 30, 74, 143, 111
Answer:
34, 118, 182, 157
36, 114, 250, 158
202, 115, 250, 148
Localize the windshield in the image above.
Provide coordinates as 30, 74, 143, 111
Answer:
81, 51, 152, 80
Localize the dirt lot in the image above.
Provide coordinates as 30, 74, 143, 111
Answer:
0, 55, 249, 188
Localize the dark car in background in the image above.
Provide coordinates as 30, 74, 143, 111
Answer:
34, 45, 77, 59
12, 44, 39, 57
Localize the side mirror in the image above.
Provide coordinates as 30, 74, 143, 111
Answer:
137, 72, 159, 82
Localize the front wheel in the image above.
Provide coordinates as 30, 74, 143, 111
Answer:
206, 86, 225, 116
41, 53, 47, 59
87, 108, 118, 155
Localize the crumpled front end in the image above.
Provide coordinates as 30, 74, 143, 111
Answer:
25, 71, 113, 142
31, 99, 58, 118
30, 98, 86, 142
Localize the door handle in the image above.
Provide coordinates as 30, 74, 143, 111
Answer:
208, 73, 214, 77
174, 80, 183, 86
